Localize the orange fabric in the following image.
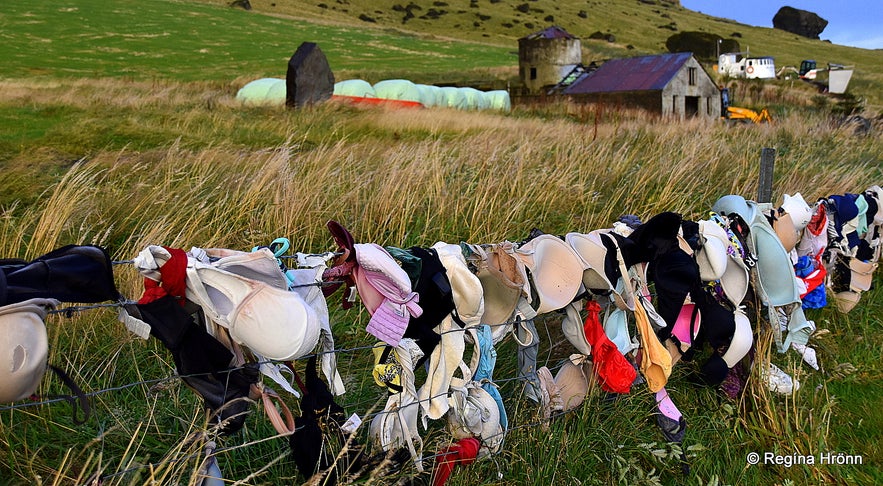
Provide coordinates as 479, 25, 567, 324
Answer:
332, 95, 423, 109
633, 298, 672, 393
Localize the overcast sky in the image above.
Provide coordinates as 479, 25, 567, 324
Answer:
680, 1, 883, 49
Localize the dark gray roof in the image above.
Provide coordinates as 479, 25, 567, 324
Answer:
519, 26, 577, 41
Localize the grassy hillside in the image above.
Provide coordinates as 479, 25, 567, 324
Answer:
0, 0, 513, 84
2, 0, 881, 108
198, 0, 883, 105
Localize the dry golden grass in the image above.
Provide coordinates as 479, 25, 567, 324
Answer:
5, 91, 880, 289
1, 79, 881, 484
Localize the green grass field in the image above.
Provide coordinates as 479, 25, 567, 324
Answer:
1, 1, 882, 485
0, 0, 513, 83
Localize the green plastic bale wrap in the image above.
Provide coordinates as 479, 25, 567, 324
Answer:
373, 79, 425, 104
440, 86, 468, 110
333, 79, 376, 98
415, 84, 445, 108
485, 90, 512, 112
236, 78, 286, 105
459, 87, 490, 110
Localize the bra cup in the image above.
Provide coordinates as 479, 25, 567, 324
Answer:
604, 307, 635, 355
0, 299, 55, 403
752, 221, 801, 307
203, 284, 237, 317
382, 397, 420, 448
722, 309, 753, 368
566, 232, 634, 311
671, 303, 700, 346
476, 266, 520, 327
210, 248, 288, 290
565, 232, 610, 291
195, 265, 320, 361
515, 235, 584, 314
196, 266, 257, 321
713, 195, 752, 222
230, 284, 319, 361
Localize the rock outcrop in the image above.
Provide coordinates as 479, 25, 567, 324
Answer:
773, 6, 827, 40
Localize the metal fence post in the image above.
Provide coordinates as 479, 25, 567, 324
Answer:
757, 147, 776, 203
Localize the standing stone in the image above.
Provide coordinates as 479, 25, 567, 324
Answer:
286, 42, 334, 108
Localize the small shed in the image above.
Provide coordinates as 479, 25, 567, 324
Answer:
518, 26, 582, 95
563, 52, 721, 120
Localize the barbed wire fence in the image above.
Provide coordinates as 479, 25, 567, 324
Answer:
1, 284, 600, 485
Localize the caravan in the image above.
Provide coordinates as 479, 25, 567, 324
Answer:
718, 53, 776, 79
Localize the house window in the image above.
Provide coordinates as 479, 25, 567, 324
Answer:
688, 67, 697, 86
530, 67, 537, 80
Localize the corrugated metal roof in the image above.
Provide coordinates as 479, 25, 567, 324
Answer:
563, 52, 693, 94
520, 26, 576, 41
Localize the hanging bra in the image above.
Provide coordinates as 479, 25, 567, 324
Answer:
186, 262, 320, 362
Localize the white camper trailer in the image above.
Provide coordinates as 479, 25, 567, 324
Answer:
718, 53, 776, 79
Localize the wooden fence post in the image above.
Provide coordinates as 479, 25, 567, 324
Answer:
757, 147, 776, 203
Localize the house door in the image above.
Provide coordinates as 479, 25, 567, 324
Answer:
685, 96, 699, 117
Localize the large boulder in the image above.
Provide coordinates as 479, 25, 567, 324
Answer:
286, 42, 335, 108
229, 0, 252, 10
773, 7, 827, 40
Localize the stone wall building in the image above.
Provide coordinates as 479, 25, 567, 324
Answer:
563, 52, 721, 120
518, 26, 581, 95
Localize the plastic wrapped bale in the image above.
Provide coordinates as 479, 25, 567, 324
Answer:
415, 84, 445, 108
440, 86, 468, 110
477, 91, 493, 111
429, 85, 448, 107
459, 87, 490, 110
236, 78, 286, 105
485, 90, 511, 112
373, 79, 425, 105
333, 79, 377, 98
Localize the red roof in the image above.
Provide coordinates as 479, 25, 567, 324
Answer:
563, 52, 694, 94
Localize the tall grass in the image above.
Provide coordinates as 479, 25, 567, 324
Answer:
0, 79, 881, 485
